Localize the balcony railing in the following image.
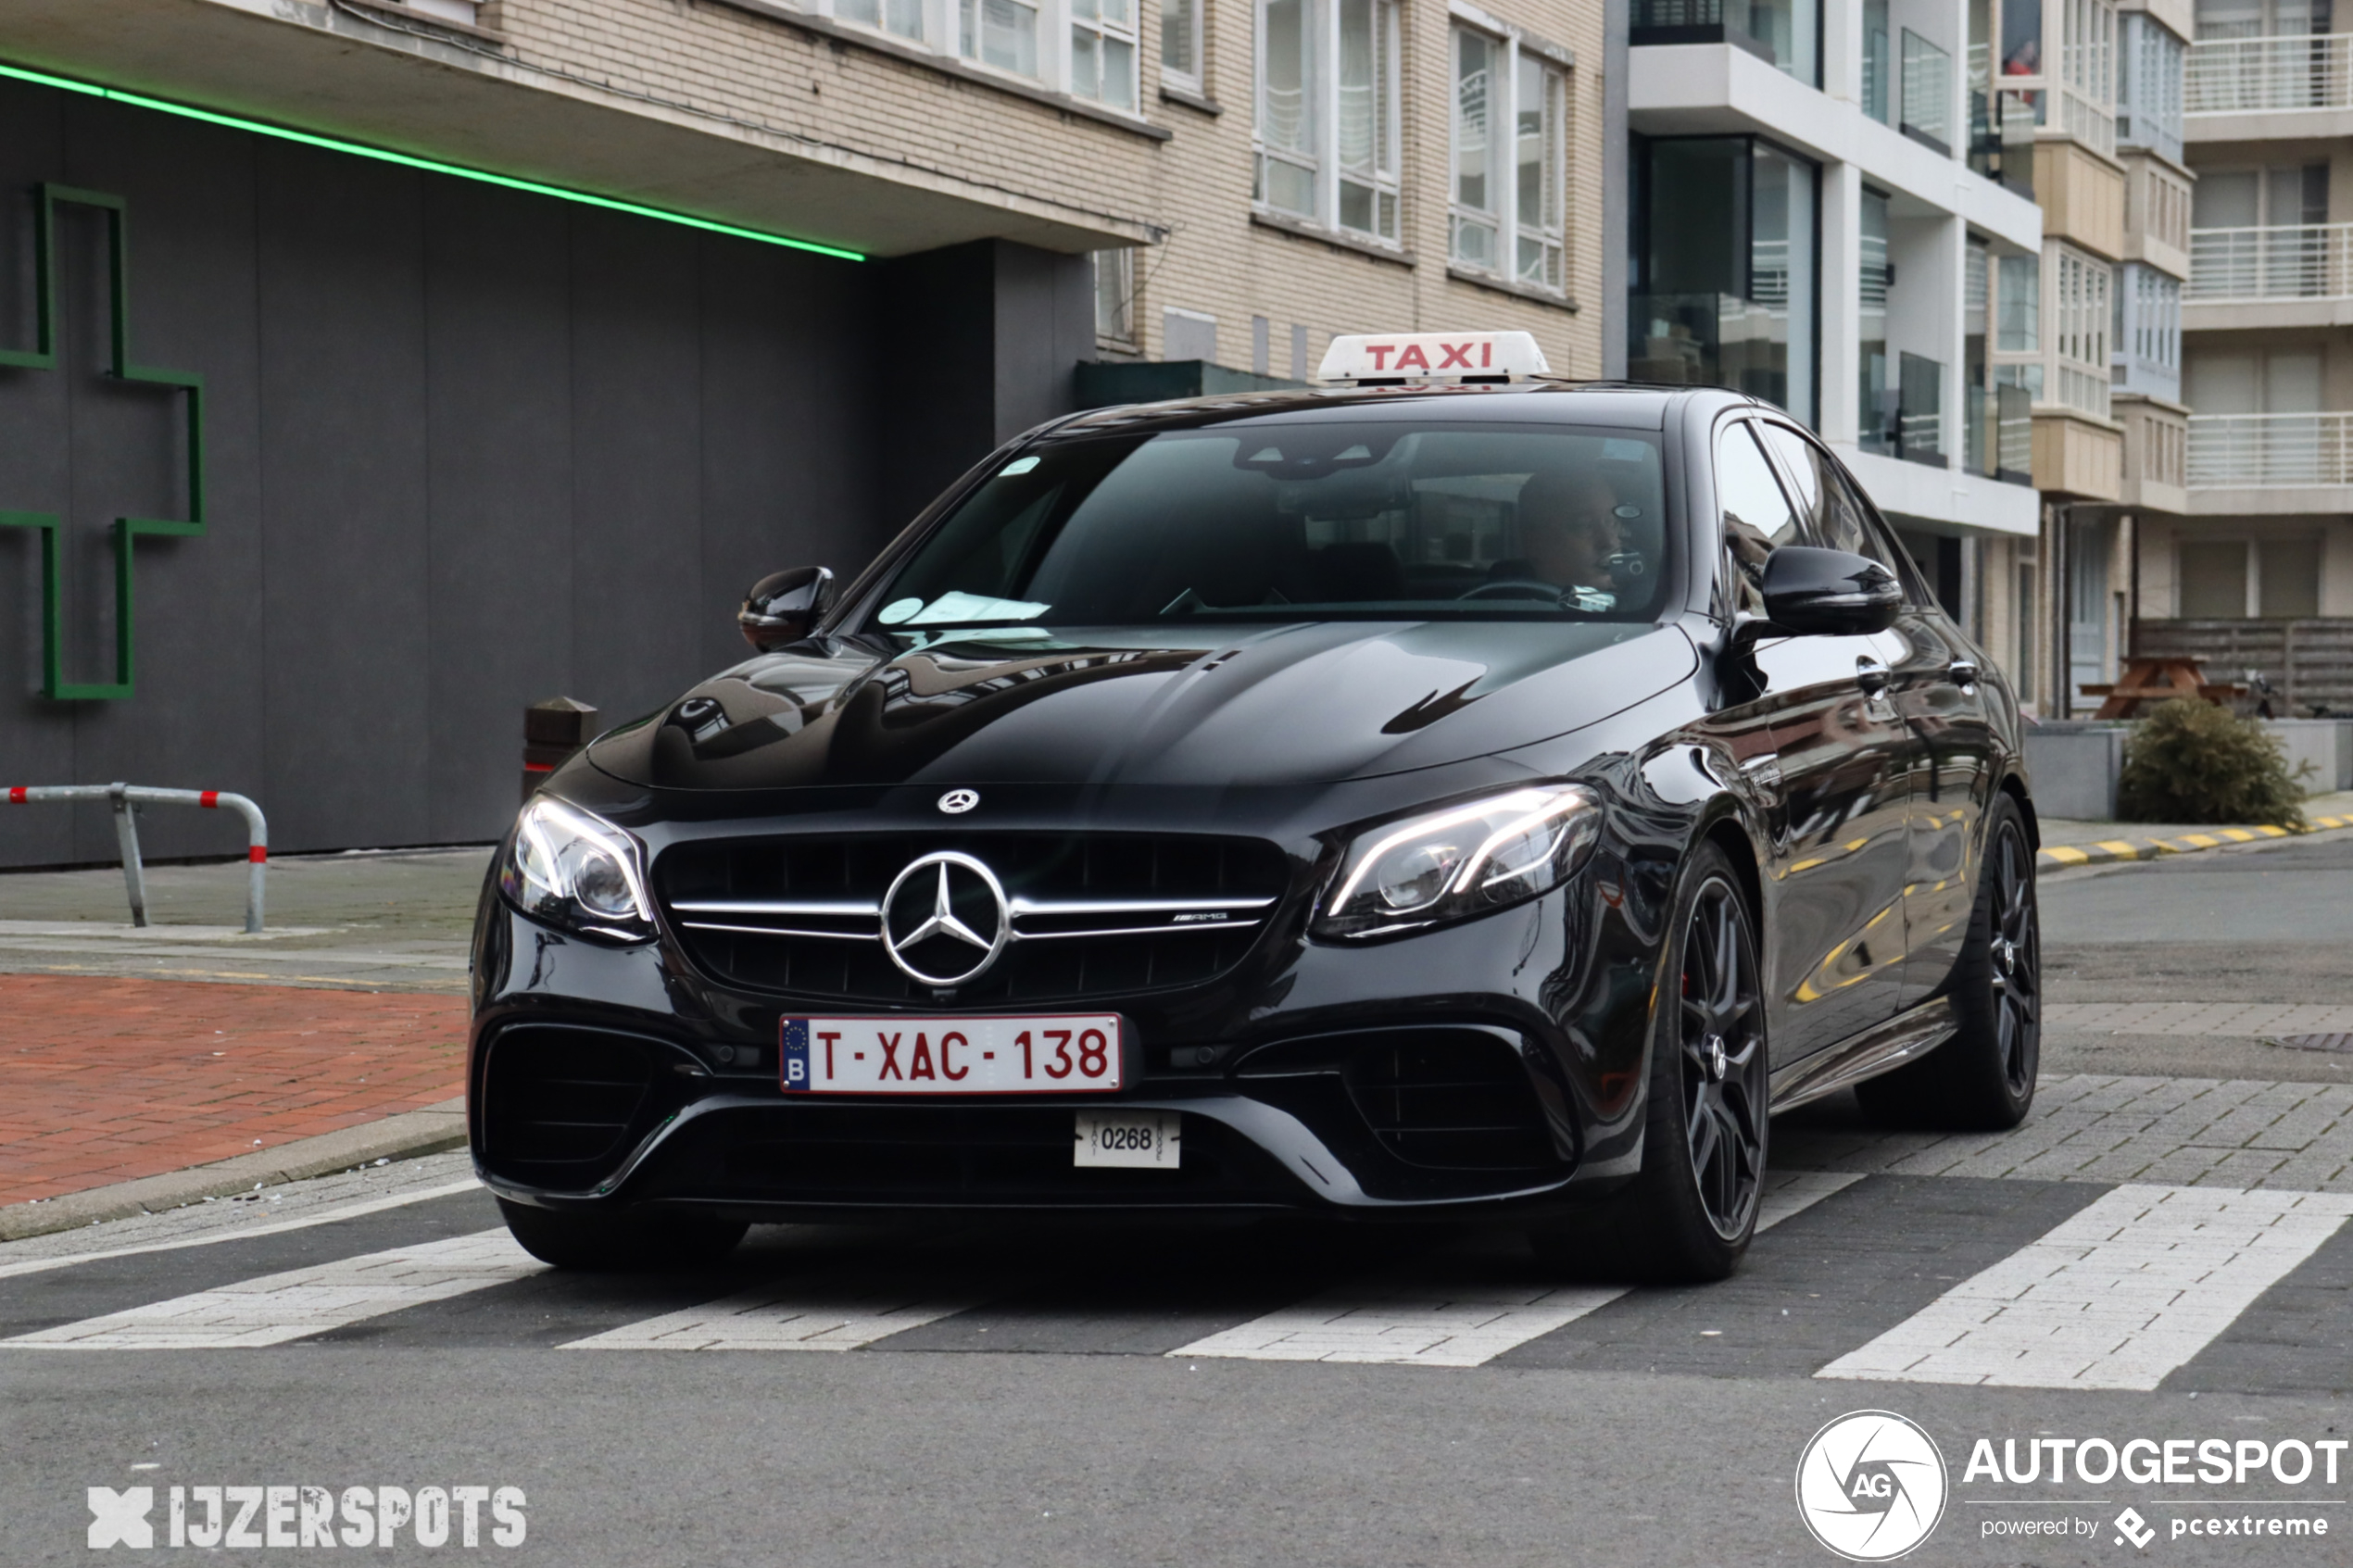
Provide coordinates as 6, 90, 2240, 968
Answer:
2187, 223, 2353, 301
1899, 31, 1951, 153
2187, 33, 2353, 116
2187, 411, 2353, 486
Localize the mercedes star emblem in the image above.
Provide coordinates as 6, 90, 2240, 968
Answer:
880, 850, 1010, 986
937, 788, 980, 814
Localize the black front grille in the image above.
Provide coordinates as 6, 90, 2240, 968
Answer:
657, 833, 1291, 1003
482, 1025, 665, 1179
1345, 1032, 1555, 1171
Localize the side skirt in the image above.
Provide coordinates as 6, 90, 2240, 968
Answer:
1767, 997, 1957, 1113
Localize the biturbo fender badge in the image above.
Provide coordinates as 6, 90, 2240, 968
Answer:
881, 851, 1010, 986
937, 788, 979, 814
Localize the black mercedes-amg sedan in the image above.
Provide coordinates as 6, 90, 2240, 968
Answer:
472, 332, 2042, 1283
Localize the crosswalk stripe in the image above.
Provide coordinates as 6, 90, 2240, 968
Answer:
1, 1229, 544, 1349
1815, 1185, 2353, 1390
1164, 1171, 1864, 1368
559, 1280, 981, 1352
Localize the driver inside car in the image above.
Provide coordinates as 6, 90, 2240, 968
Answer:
1489, 469, 1631, 609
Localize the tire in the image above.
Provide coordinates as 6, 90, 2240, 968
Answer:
497, 1198, 749, 1271
1533, 841, 1768, 1284
1854, 793, 2041, 1131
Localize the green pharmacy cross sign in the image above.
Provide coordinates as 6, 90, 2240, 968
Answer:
0, 183, 206, 700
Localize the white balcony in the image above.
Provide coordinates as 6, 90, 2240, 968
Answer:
2188, 224, 2353, 300
2185, 224, 2353, 330
2186, 34, 2353, 135
2187, 411, 2353, 513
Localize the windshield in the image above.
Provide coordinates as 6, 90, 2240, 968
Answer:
862, 420, 1670, 631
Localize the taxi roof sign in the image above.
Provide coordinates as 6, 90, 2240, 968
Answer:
1317, 331, 1551, 385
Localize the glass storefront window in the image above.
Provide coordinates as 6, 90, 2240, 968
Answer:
1628, 135, 1818, 427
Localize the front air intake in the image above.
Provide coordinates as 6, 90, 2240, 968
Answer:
481, 1024, 666, 1180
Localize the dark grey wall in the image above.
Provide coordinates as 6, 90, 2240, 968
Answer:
0, 78, 1087, 869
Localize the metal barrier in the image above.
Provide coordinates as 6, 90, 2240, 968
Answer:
4, 784, 268, 933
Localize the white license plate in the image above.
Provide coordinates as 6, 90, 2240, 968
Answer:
781, 1014, 1125, 1094
1076, 1111, 1181, 1169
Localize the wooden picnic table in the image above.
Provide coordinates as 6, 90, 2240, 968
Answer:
2080, 656, 2247, 720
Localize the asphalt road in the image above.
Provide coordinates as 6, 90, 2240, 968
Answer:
5, 838, 2351, 1567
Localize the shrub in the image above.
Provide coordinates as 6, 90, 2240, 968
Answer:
2116, 698, 2309, 828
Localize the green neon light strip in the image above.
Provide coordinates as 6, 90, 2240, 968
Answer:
0, 59, 865, 263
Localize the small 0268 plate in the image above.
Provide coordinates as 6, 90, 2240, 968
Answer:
1075, 1111, 1180, 1169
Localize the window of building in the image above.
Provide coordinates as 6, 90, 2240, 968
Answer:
1900, 30, 1953, 153
1864, 0, 1892, 122
1514, 52, 1567, 289
962, 0, 1041, 77
1453, 29, 1500, 268
1859, 186, 1893, 454
1070, 0, 1139, 109
2054, 245, 2111, 417
1256, 0, 1401, 243
2116, 13, 2183, 162
1094, 249, 1136, 346
838, 0, 926, 42
1629, 135, 1818, 425
1162, 0, 1203, 91
1977, 0, 2117, 157
2112, 262, 2181, 399
1996, 253, 2039, 351
1452, 24, 1568, 286
1631, 0, 1818, 86
1338, 0, 1402, 241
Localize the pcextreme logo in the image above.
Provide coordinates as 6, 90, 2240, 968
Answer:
1796, 1410, 1950, 1562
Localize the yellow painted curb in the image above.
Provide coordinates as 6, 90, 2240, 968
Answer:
2037, 810, 2353, 869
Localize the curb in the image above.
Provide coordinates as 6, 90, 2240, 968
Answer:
0, 1097, 468, 1243
2038, 812, 2353, 870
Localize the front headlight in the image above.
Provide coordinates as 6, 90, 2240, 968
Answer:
499, 798, 657, 944
1314, 784, 1603, 940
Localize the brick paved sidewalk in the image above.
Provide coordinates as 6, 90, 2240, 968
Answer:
0, 975, 467, 1205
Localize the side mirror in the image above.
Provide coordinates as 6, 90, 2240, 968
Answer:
1758, 546, 1902, 636
738, 566, 834, 652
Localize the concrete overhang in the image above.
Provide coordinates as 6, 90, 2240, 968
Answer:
2186, 109, 2353, 144
1629, 44, 2044, 255
1838, 448, 2042, 537
2188, 486, 2353, 516
0, 0, 1166, 257
2184, 298, 2353, 333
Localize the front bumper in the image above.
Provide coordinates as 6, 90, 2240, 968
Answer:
468, 837, 1668, 1223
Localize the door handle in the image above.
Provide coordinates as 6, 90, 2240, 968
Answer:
1946, 657, 1980, 688
1855, 656, 1893, 696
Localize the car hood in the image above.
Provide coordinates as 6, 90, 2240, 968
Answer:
586, 621, 1697, 792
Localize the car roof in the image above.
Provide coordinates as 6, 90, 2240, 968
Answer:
1043, 381, 1771, 441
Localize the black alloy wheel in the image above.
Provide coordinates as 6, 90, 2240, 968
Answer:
1985, 818, 2041, 1099
1856, 793, 2041, 1130
1533, 840, 1766, 1284
1679, 875, 1769, 1241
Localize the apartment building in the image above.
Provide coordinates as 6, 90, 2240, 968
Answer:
1620, 0, 2045, 669
2009, 0, 2196, 715
1095, 0, 1605, 384
2120, 0, 2353, 712
0, 0, 1608, 866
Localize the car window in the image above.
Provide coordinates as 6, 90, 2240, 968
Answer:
862, 421, 1673, 629
1717, 421, 1800, 617
1755, 423, 1904, 579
